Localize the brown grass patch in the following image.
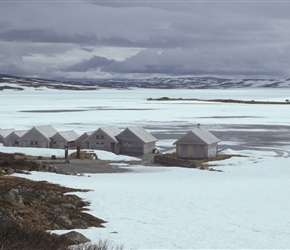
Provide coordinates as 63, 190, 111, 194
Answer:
200, 154, 246, 168
69, 150, 98, 160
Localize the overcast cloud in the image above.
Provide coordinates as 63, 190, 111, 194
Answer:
1, 1, 290, 79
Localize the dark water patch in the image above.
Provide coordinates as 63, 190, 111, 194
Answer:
197, 116, 262, 119
19, 107, 155, 113
20, 109, 88, 113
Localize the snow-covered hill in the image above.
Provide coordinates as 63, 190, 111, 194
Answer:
1, 74, 290, 90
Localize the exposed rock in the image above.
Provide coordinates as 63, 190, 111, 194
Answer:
59, 230, 90, 245
4, 188, 24, 205
71, 218, 88, 228
0, 208, 17, 221
6, 167, 14, 174
60, 203, 76, 209
51, 215, 73, 229
0, 175, 106, 231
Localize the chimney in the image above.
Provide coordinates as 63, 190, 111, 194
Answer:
197, 123, 201, 129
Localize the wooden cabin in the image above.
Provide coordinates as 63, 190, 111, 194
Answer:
18, 125, 57, 148
75, 131, 93, 149
116, 127, 157, 155
3, 130, 28, 147
174, 125, 219, 159
50, 130, 79, 149
81, 126, 122, 153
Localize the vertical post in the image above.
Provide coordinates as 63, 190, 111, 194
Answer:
65, 146, 68, 159
76, 146, 80, 159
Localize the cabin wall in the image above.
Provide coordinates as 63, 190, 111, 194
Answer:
83, 131, 118, 153
117, 130, 144, 155
75, 134, 90, 149
143, 141, 156, 154
177, 142, 218, 159
51, 134, 67, 149
18, 129, 50, 148
207, 142, 218, 158
176, 143, 206, 159
3, 134, 19, 147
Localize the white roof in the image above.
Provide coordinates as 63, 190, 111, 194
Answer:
83, 126, 122, 143
54, 130, 79, 141
126, 127, 157, 143
0, 128, 14, 137
76, 131, 94, 143
12, 130, 28, 137
101, 126, 122, 137
174, 127, 219, 145
99, 126, 122, 143
33, 125, 58, 138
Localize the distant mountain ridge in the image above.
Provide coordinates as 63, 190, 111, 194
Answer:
1, 74, 290, 90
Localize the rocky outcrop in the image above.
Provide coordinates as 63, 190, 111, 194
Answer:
59, 231, 91, 245
0, 175, 106, 230
0, 153, 106, 231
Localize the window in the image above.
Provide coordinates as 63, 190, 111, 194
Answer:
30, 141, 34, 146
15, 141, 19, 145
35, 141, 38, 146
123, 142, 132, 147
96, 135, 104, 140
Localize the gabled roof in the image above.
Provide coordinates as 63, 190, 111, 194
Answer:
51, 130, 79, 142
174, 127, 219, 145
9, 130, 28, 138
83, 126, 122, 143
98, 126, 122, 143
12, 130, 28, 137
21, 125, 57, 140
34, 125, 58, 138
120, 127, 157, 143
101, 126, 122, 138
0, 128, 14, 137
76, 131, 94, 143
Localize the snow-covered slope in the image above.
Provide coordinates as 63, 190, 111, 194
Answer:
1, 74, 290, 90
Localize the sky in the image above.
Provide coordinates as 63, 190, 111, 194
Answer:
1, 1, 290, 80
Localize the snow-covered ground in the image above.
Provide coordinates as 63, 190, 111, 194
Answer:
1, 87, 290, 249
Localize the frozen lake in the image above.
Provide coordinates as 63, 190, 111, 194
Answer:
1, 87, 290, 153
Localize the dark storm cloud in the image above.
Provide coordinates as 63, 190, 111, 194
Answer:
65, 56, 115, 72
1, 1, 290, 78
69, 45, 290, 78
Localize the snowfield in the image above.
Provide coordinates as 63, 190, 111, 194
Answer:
1, 86, 290, 249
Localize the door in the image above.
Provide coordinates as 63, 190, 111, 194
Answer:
181, 145, 187, 158
110, 143, 115, 152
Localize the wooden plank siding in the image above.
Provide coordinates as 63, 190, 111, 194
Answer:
81, 127, 121, 153
3, 130, 28, 147
116, 127, 157, 155
174, 126, 219, 160
50, 131, 79, 149
18, 126, 57, 148
75, 132, 93, 149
